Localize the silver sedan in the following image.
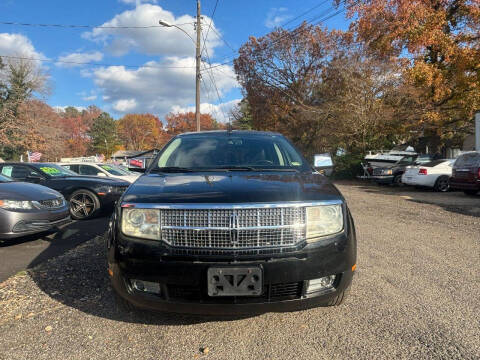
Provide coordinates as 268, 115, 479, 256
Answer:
0, 174, 70, 239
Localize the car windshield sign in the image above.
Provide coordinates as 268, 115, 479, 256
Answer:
154, 134, 307, 171
38, 164, 77, 177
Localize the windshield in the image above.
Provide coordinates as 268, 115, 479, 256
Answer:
36, 164, 78, 177
99, 164, 130, 176
154, 134, 307, 171
454, 152, 480, 168
0, 174, 13, 182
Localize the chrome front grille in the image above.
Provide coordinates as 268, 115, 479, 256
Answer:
36, 197, 65, 209
159, 207, 306, 249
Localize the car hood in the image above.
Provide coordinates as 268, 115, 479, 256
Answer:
0, 182, 63, 201
122, 171, 344, 204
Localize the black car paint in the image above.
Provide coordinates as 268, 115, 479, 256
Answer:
0, 163, 129, 209
122, 172, 344, 204
108, 131, 356, 314
450, 152, 480, 193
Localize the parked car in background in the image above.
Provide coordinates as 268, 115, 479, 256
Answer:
59, 162, 140, 183
370, 155, 418, 185
402, 160, 454, 192
0, 163, 129, 220
0, 174, 69, 239
450, 152, 480, 195
107, 131, 356, 314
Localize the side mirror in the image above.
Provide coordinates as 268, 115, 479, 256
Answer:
97, 172, 107, 177
313, 153, 334, 176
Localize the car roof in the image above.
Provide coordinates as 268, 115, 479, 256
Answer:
176, 130, 282, 137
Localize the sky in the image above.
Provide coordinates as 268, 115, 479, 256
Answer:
0, 0, 350, 123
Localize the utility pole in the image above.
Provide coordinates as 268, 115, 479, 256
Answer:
475, 110, 480, 151
195, 0, 201, 132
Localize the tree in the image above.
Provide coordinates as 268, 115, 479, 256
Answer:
164, 112, 221, 137
117, 113, 166, 150
20, 100, 67, 161
88, 112, 118, 157
0, 57, 49, 159
230, 99, 253, 130
342, 0, 480, 150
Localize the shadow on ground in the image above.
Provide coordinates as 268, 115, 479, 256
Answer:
337, 180, 480, 218
27, 218, 255, 326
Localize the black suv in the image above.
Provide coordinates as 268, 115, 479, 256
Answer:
450, 152, 480, 195
107, 131, 357, 314
0, 163, 129, 219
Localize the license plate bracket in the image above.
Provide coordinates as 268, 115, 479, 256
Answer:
207, 267, 262, 297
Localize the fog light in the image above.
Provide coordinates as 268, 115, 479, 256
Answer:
131, 279, 161, 294
306, 275, 336, 294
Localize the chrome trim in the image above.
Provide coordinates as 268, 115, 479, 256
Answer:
161, 224, 306, 231
120, 200, 343, 209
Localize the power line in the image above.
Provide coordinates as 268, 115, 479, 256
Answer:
210, 26, 236, 54
280, 0, 331, 28
201, 1, 353, 72
0, 55, 196, 69
201, 28, 228, 121
0, 20, 194, 29
200, 0, 219, 57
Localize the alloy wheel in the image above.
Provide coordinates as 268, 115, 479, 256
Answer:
437, 178, 449, 192
70, 192, 96, 219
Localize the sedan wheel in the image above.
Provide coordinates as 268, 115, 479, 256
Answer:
69, 190, 100, 220
434, 176, 450, 192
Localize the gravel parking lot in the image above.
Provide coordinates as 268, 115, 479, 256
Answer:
1, 182, 479, 360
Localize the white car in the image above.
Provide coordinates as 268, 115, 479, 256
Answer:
58, 163, 140, 183
402, 159, 454, 192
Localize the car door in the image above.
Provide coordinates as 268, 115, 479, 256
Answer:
2, 164, 46, 184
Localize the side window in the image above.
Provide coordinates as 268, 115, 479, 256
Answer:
9, 166, 41, 180
1, 166, 13, 177
79, 165, 100, 176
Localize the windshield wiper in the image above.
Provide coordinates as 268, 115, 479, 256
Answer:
150, 167, 194, 173
212, 166, 257, 171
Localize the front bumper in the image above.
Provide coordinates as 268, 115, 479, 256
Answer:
108, 210, 356, 314
0, 206, 70, 239
371, 175, 394, 184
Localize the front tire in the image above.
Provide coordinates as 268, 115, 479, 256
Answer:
434, 176, 450, 192
69, 189, 100, 220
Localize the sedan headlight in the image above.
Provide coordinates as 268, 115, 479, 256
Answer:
0, 200, 35, 210
382, 169, 393, 175
306, 205, 343, 241
122, 208, 160, 240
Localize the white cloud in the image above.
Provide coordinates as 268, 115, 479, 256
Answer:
83, 4, 220, 57
171, 99, 241, 123
0, 33, 47, 62
53, 105, 86, 113
56, 51, 103, 67
113, 98, 137, 112
119, 0, 157, 4
90, 56, 239, 119
83, 95, 98, 101
265, 8, 291, 28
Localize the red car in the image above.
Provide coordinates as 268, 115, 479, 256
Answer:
450, 152, 480, 195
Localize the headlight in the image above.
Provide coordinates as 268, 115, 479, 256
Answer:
383, 169, 393, 175
306, 205, 343, 241
121, 208, 160, 240
0, 200, 35, 210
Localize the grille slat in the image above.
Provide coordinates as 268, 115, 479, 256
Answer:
159, 207, 306, 249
